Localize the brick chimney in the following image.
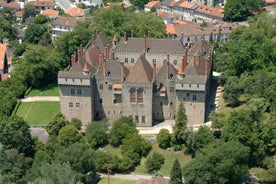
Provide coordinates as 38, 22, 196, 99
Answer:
99, 53, 102, 66
178, 56, 184, 75
112, 34, 118, 46
104, 46, 108, 60
144, 35, 147, 53
107, 44, 110, 60
103, 57, 106, 76
166, 61, 170, 79
205, 57, 210, 75
120, 62, 124, 82
200, 38, 203, 56
110, 49, 114, 60
152, 59, 156, 82
167, 53, 169, 62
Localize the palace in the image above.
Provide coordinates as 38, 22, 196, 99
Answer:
58, 33, 213, 127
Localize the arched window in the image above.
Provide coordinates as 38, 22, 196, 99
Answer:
137, 89, 143, 103
130, 89, 136, 103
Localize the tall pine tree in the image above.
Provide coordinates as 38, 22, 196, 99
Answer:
170, 159, 183, 184
173, 102, 187, 145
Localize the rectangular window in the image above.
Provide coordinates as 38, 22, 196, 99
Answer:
77, 89, 81, 95
137, 91, 143, 103
71, 89, 75, 95
100, 84, 103, 90
109, 85, 112, 90
130, 91, 136, 103
76, 102, 80, 108
125, 58, 128, 63
131, 58, 134, 63
142, 116, 145, 123
135, 115, 139, 123
197, 84, 199, 88
69, 102, 73, 108
173, 60, 177, 65
192, 95, 197, 101
189, 84, 191, 87
170, 87, 174, 93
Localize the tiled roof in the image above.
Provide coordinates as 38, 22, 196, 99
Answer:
169, 0, 184, 7
15, 10, 23, 17
266, 0, 276, 3
6, 1, 20, 9
42, 9, 59, 16
172, 20, 188, 25
179, 1, 193, 8
94, 33, 112, 53
65, 7, 86, 17
158, 11, 178, 19
156, 61, 178, 81
115, 37, 184, 54
196, 4, 224, 19
145, 1, 160, 8
0, 44, 7, 70
113, 83, 122, 89
85, 45, 101, 67
166, 24, 176, 35
126, 54, 153, 83
26, 1, 55, 7
104, 60, 129, 78
0, 0, 6, 5
52, 16, 82, 27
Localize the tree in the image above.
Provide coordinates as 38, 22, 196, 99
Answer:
23, 4, 36, 22
223, 76, 242, 107
85, 120, 108, 148
194, 126, 215, 152
0, 146, 32, 184
130, 0, 149, 8
70, 118, 82, 130
58, 143, 95, 175
34, 14, 50, 24
32, 162, 81, 184
145, 152, 165, 174
109, 116, 137, 147
121, 134, 152, 166
0, 14, 17, 41
57, 125, 85, 148
173, 102, 187, 145
0, 116, 34, 157
23, 24, 51, 45
157, 129, 171, 149
46, 112, 69, 137
170, 159, 183, 184
183, 141, 250, 184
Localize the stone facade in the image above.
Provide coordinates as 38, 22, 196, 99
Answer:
58, 33, 213, 127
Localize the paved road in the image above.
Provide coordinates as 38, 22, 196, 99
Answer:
21, 96, 60, 102
99, 173, 170, 180
56, 0, 74, 10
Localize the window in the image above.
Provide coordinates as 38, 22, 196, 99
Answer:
125, 58, 128, 63
170, 102, 173, 106
71, 89, 75, 95
100, 84, 103, 90
76, 102, 80, 108
99, 98, 102, 103
170, 87, 174, 93
137, 90, 143, 103
109, 85, 112, 90
197, 84, 199, 88
186, 93, 190, 96
142, 116, 145, 123
77, 89, 81, 95
113, 99, 117, 104
131, 58, 134, 63
192, 95, 197, 101
80, 79, 82, 82
130, 90, 136, 103
189, 84, 191, 87
135, 115, 139, 123
69, 102, 73, 108
173, 60, 177, 65
160, 102, 163, 106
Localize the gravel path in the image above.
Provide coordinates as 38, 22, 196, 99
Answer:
21, 96, 60, 102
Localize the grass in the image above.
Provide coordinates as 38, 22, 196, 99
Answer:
16, 102, 60, 125
97, 177, 136, 184
135, 144, 192, 176
98, 144, 122, 157
28, 85, 59, 96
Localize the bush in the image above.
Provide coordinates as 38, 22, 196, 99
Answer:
145, 152, 165, 174
157, 129, 171, 149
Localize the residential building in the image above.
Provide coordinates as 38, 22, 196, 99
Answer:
6, 1, 20, 11
25, 0, 55, 14
266, 0, 276, 6
58, 33, 213, 127
0, 0, 7, 9
51, 16, 83, 39
144, 1, 161, 12
65, 7, 86, 17
41, 9, 59, 19
158, 11, 178, 24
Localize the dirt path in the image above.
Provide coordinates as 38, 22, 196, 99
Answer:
98, 173, 170, 180
21, 96, 60, 102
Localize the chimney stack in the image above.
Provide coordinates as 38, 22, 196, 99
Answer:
148, 31, 150, 38
112, 34, 118, 46
107, 44, 110, 60
144, 35, 147, 53
104, 47, 108, 60
111, 49, 115, 60
181, 32, 184, 43
131, 30, 134, 37
152, 59, 156, 82
205, 57, 210, 75
78, 49, 81, 61
103, 57, 106, 76
124, 32, 127, 43
166, 61, 170, 79
167, 53, 169, 62
120, 62, 124, 82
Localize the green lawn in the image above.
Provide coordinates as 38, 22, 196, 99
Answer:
134, 144, 192, 176
16, 102, 60, 125
97, 177, 136, 184
28, 85, 59, 96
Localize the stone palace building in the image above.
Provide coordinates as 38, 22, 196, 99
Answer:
58, 32, 213, 127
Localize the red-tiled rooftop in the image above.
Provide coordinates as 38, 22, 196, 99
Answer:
166, 24, 176, 35
6, 1, 20, 9
65, 7, 86, 16
0, 44, 7, 70
145, 1, 160, 8
196, 4, 224, 19
42, 9, 59, 16
179, 1, 193, 8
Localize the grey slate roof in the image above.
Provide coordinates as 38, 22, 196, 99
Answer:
126, 54, 153, 83
114, 37, 184, 54
156, 61, 178, 81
